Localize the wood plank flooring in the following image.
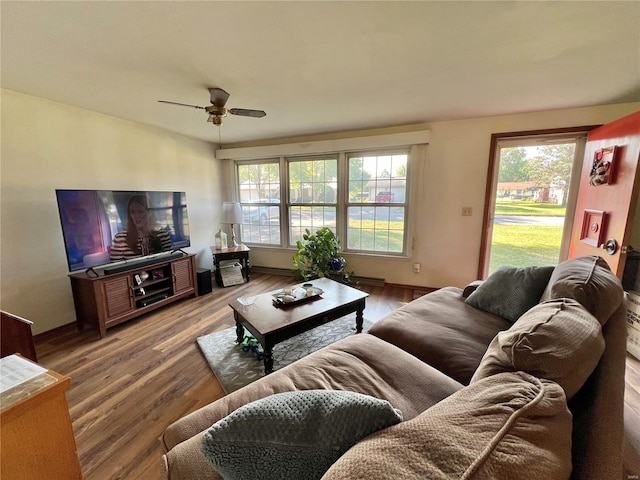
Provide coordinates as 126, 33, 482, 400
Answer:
33, 273, 639, 479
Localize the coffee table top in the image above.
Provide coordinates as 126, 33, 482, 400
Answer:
228, 277, 368, 336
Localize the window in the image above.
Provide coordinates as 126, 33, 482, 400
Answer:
237, 162, 281, 245
288, 156, 337, 245
347, 152, 407, 253
236, 148, 411, 255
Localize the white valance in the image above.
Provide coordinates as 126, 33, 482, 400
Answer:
215, 129, 430, 160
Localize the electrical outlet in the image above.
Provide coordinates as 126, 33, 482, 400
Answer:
413, 263, 421, 273
461, 207, 472, 216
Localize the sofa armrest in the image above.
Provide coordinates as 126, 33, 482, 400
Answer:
462, 280, 484, 298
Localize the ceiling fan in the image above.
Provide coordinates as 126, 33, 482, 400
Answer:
158, 88, 266, 126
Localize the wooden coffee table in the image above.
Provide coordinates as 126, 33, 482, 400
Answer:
228, 277, 369, 374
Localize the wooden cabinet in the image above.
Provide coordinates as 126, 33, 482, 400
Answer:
172, 256, 196, 295
1, 360, 82, 479
103, 275, 134, 318
69, 254, 197, 337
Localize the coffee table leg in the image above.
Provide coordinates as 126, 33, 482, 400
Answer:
356, 305, 364, 333
235, 321, 245, 343
263, 344, 274, 375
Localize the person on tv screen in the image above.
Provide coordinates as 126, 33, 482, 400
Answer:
109, 195, 173, 260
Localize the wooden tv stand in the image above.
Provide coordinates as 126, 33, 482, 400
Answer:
69, 253, 197, 337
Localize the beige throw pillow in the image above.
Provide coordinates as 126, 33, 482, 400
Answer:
540, 255, 623, 325
322, 372, 572, 480
470, 298, 604, 399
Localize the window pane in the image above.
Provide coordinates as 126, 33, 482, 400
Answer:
238, 163, 280, 202
346, 206, 404, 252
289, 206, 336, 245
237, 162, 281, 246
349, 153, 407, 203
289, 158, 337, 204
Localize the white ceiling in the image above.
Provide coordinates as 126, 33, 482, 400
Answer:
2, 1, 639, 145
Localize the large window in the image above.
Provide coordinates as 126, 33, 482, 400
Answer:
236, 148, 411, 255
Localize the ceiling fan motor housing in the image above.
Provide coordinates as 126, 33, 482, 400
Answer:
207, 114, 224, 125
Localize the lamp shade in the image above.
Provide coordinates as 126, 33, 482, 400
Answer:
222, 202, 243, 224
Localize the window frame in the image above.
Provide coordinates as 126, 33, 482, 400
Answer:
343, 148, 411, 256
234, 146, 414, 257
236, 159, 284, 246
287, 154, 339, 247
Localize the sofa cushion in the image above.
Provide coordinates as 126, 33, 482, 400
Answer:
465, 265, 555, 322
470, 298, 604, 400
368, 287, 512, 385
540, 255, 623, 325
322, 372, 572, 480
201, 390, 402, 480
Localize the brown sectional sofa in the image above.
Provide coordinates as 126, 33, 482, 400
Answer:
163, 256, 626, 480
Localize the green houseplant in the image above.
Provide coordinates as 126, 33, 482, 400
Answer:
292, 227, 353, 283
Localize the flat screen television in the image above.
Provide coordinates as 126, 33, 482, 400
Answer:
55, 189, 190, 272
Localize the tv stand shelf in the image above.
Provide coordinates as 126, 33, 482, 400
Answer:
69, 253, 197, 337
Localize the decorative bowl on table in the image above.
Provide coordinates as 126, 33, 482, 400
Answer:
237, 295, 258, 306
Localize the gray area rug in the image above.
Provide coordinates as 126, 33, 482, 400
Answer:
197, 315, 374, 393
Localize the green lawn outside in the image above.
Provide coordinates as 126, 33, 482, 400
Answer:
495, 199, 566, 217
346, 219, 404, 252
489, 225, 562, 274
490, 200, 565, 273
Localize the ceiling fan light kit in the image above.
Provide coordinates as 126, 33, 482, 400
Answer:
207, 113, 224, 125
159, 87, 266, 127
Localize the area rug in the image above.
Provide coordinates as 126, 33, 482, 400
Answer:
197, 315, 374, 393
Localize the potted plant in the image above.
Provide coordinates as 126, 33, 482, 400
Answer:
292, 227, 354, 283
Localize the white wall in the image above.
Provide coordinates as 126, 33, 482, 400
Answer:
1, 89, 222, 334
238, 103, 640, 288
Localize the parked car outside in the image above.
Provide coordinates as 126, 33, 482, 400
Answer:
243, 199, 279, 225
375, 191, 395, 202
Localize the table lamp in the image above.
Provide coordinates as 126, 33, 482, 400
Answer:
222, 202, 243, 247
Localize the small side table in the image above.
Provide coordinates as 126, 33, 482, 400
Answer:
211, 245, 251, 287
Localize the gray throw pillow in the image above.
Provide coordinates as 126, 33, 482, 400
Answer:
201, 389, 403, 480
465, 265, 554, 322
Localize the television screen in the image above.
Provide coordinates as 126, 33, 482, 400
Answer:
56, 190, 190, 272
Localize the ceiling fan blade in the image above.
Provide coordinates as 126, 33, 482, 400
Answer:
209, 88, 230, 108
229, 108, 267, 118
158, 100, 206, 110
